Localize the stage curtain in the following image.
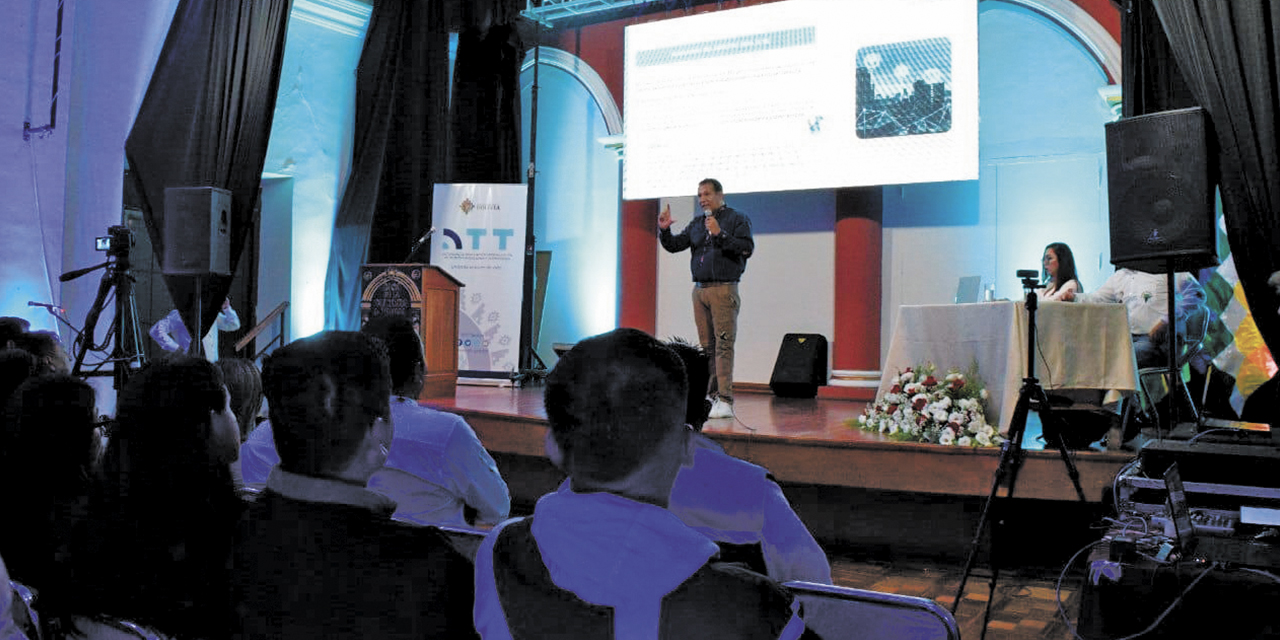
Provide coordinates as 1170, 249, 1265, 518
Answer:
125, 0, 291, 348
1120, 0, 1198, 117
449, 22, 526, 183
1153, 1, 1280, 359
323, 0, 450, 330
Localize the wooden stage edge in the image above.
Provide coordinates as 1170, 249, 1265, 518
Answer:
428, 384, 1135, 504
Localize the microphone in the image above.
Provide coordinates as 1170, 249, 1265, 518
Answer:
28, 301, 64, 314
404, 227, 437, 262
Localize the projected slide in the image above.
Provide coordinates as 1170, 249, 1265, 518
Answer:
623, 0, 977, 199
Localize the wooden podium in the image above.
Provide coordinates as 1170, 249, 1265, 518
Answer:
359, 264, 463, 399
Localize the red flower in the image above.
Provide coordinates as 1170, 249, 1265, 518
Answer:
923, 375, 937, 386
890, 384, 902, 394
912, 397, 928, 411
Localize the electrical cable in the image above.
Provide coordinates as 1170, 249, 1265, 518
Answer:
1056, 540, 1218, 640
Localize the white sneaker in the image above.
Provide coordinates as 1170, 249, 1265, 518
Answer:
708, 398, 735, 419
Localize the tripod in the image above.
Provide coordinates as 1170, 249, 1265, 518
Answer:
950, 275, 1087, 640
62, 231, 147, 391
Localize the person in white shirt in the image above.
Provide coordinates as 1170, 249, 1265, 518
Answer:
1065, 268, 1205, 368
148, 298, 240, 362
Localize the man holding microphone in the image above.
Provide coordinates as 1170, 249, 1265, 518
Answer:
659, 178, 754, 419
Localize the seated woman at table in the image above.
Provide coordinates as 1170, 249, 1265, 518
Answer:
1037, 242, 1081, 301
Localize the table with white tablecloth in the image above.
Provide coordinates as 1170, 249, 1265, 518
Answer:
877, 301, 1139, 435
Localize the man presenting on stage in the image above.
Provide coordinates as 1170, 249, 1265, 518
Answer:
659, 178, 754, 419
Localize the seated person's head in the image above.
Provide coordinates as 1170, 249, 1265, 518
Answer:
261, 331, 392, 484
215, 357, 263, 442
0, 316, 30, 349
109, 356, 239, 484
2, 374, 100, 490
543, 328, 692, 505
0, 348, 38, 410
360, 315, 425, 398
15, 331, 71, 376
664, 338, 712, 431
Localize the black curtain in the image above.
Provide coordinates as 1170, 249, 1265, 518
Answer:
324, 0, 451, 330
1153, 1, 1280, 359
1120, 0, 1198, 116
449, 22, 526, 183
126, 0, 291, 349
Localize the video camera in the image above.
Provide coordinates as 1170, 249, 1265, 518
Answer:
95, 225, 134, 259
1016, 269, 1040, 289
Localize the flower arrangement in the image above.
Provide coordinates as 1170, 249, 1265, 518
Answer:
849, 362, 1004, 447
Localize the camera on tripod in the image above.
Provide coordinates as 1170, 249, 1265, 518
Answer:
95, 225, 134, 259
1016, 269, 1039, 289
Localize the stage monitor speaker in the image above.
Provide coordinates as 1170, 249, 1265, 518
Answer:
1105, 107, 1218, 274
769, 333, 828, 398
163, 186, 232, 276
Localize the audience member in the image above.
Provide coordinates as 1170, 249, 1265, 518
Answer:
215, 357, 263, 442
1036, 242, 1081, 301
234, 331, 478, 639
1066, 268, 1206, 369
60, 356, 241, 639
0, 316, 30, 348
0, 375, 101, 598
14, 330, 71, 375
665, 339, 833, 584
1, 553, 33, 640
241, 316, 509, 526
0, 348, 37, 408
474, 328, 814, 639
149, 298, 240, 362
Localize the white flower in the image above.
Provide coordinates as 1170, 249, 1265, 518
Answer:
886, 420, 899, 435
957, 436, 972, 447
937, 396, 952, 409
978, 423, 994, 438
948, 411, 965, 424
858, 414, 867, 425
980, 388, 989, 400
931, 408, 949, 423
938, 427, 955, 445
976, 431, 992, 447
900, 371, 915, 384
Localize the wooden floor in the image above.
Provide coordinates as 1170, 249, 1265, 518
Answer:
829, 555, 1085, 640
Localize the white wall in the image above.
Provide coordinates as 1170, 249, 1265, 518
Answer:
655, 195, 835, 385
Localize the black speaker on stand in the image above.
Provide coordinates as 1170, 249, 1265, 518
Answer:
769, 333, 828, 398
1106, 107, 1217, 273
1105, 107, 1219, 434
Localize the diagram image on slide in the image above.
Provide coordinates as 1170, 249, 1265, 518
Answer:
855, 37, 952, 139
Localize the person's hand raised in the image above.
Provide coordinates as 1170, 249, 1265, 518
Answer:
658, 204, 675, 230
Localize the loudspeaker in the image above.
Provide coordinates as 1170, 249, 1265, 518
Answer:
163, 186, 232, 276
1105, 107, 1218, 274
769, 333, 828, 398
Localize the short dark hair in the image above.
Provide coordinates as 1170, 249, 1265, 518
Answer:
544, 328, 687, 484
216, 357, 263, 441
3, 373, 98, 491
0, 316, 30, 347
0, 348, 38, 408
107, 356, 232, 501
665, 337, 711, 431
262, 331, 391, 477
360, 315, 424, 394
699, 178, 724, 194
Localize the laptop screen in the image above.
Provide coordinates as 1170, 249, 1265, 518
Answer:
954, 276, 981, 304
1163, 462, 1196, 553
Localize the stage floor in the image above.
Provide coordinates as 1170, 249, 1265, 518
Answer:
428, 384, 1135, 503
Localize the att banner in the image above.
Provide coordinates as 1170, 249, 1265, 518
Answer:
431, 183, 528, 377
